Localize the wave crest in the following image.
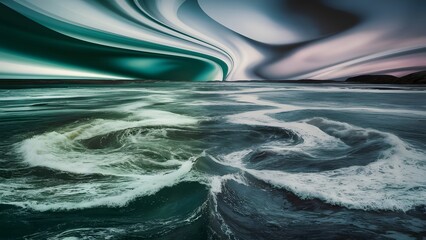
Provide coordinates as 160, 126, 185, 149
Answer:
4, 110, 199, 211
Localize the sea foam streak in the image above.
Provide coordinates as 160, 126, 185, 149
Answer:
6, 109, 199, 211
248, 119, 426, 212
223, 93, 426, 212
2, 86, 425, 214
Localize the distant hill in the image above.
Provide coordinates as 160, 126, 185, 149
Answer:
346, 71, 426, 84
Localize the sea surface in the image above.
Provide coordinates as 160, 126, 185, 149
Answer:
0, 83, 425, 239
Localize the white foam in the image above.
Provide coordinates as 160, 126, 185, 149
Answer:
5, 110, 200, 211
227, 94, 347, 155
2, 160, 194, 212
219, 150, 253, 169
223, 93, 426, 211
210, 174, 247, 194
208, 174, 243, 239
309, 106, 426, 117
247, 119, 426, 212
18, 110, 197, 176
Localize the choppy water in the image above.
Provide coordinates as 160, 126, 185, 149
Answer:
0, 83, 425, 239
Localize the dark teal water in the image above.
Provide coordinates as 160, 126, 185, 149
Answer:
0, 83, 425, 239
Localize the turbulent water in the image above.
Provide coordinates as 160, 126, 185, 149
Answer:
0, 83, 425, 239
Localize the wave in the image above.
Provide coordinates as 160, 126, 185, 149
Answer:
238, 118, 426, 212
2, 89, 425, 214
1, 161, 193, 211
220, 94, 426, 211
2, 109, 200, 211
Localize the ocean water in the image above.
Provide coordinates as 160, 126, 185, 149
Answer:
0, 83, 425, 239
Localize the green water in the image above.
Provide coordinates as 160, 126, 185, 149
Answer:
0, 83, 425, 239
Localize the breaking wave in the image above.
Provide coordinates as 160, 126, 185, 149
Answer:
3, 109, 199, 211
219, 92, 426, 212
246, 118, 426, 212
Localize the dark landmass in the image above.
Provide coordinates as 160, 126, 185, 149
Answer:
345, 75, 400, 84
346, 71, 426, 84
400, 71, 426, 84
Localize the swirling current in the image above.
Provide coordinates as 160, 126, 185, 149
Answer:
0, 0, 426, 81
0, 83, 425, 239
1, 0, 426, 239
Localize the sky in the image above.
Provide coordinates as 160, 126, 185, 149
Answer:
1, 0, 425, 81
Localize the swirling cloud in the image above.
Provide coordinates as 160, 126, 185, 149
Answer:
0, 0, 425, 81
